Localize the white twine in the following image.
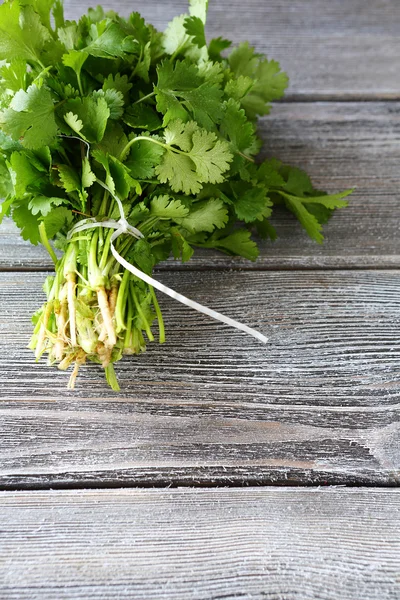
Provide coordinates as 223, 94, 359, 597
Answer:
67, 184, 268, 344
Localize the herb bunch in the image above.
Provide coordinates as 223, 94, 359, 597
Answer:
0, 0, 351, 389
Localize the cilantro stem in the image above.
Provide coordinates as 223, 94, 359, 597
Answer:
38, 222, 58, 266
238, 151, 255, 163
77, 73, 84, 96
132, 91, 156, 105
119, 136, 180, 162
150, 286, 165, 344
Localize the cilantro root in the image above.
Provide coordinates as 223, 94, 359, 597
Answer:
0, 0, 352, 389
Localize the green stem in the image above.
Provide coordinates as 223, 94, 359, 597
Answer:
119, 136, 176, 162
150, 286, 165, 344
99, 228, 114, 272
131, 283, 154, 342
132, 91, 156, 105
124, 290, 134, 348
38, 222, 58, 266
77, 72, 84, 96
115, 269, 130, 332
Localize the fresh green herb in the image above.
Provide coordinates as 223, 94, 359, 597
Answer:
0, 0, 351, 389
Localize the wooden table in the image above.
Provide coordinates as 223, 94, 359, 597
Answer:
1, 1, 399, 598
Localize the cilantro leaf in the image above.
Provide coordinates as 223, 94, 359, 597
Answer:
123, 104, 162, 132
155, 59, 223, 128
184, 16, 206, 48
0, 60, 28, 94
0, 84, 57, 149
228, 42, 288, 119
43, 206, 73, 239
63, 96, 110, 142
85, 22, 137, 59
208, 37, 232, 62
125, 139, 165, 179
12, 202, 41, 244
0, 3, 52, 65
150, 195, 189, 219
28, 195, 64, 216
188, 129, 233, 184
156, 151, 202, 195
220, 98, 257, 156
232, 183, 272, 223
92, 89, 124, 120
102, 73, 132, 100
205, 228, 259, 261
170, 228, 194, 262
178, 198, 228, 233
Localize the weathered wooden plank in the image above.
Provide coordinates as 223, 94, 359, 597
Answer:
2, 102, 399, 271
0, 270, 399, 487
61, 0, 400, 99
1, 488, 399, 600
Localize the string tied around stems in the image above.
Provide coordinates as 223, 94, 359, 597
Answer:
67, 181, 268, 345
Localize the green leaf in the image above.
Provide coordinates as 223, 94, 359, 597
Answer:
43, 206, 73, 239
0, 197, 15, 224
178, 198, 228, 233
283, 166, 314, 197
233, 184, 272, 223
8, 150, 45, 196
130, 238, 155, 275
150, 195, 189, 219
57, 164, 80, 193
207, 228, 259, 261
62, 49, 88, 80
0, 156, 13, 199
188, 129, 233, 185
64, 111, 84, 135
63, 96, 110, 142
85, 22, 137, 59
123, 104, 162, 132
156, 150, 201, 195
125, 139, 165, 179
208, 37, 232, 62
156, 121, 232, 194
257, 159, 285, 188
220, 99, 257, 156
102, 73, 132, 100
28, 195, 64, 216
184, 16, 206, 48
189, 0, 209, 22
93, 149, 136, 199
156, 59, 223, 128
170, 228, 194, 262
0, 84, 57, 149
82, 157, 96, 188
283, 196, 324, 243
0, 3, 52, 64
92, 89, 124, 120
228, 42, 288, 119
163, 15, 190, 56
0, 60, 27, 93
12, 201, 40, 244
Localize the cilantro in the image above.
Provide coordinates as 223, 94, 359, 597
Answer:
0, 0, 351, 389
0, 84, 57, 149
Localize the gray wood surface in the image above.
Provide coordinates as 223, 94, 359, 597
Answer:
1, 487, 399, 600
62, 0, 400, 99
2, 102, 400, 271
1, 270, 399, 487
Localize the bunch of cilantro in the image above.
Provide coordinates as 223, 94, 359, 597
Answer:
0, 0, 351, 389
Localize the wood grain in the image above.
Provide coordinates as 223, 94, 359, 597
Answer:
1, 487, 399, 599
2, 102, 399, 271
61, 0, 400, 99
1, 270, 399, 487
